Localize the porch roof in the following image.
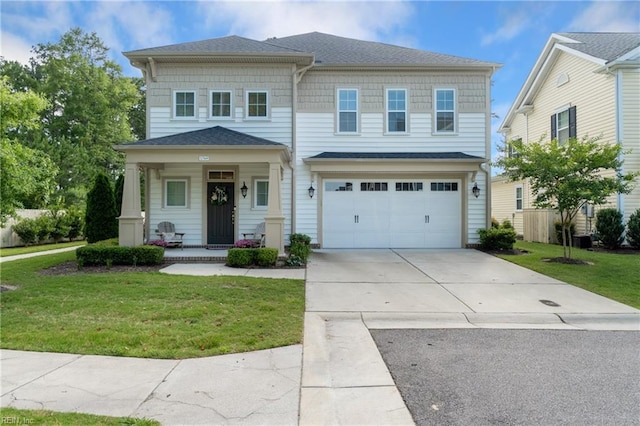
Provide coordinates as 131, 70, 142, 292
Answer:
305, 152, 485, 161
116, 126, 287, 149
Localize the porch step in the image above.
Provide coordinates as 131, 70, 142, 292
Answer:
163, 256, 227, 264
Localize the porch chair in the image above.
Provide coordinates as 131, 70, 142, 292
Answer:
242, 222, 266, 247
156, 221, 185, 250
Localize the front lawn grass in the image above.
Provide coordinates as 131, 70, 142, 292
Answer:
0, 241, 86, 257
0, 407, 159, 426
497, 241, 640, 309
0, 252, 305, 359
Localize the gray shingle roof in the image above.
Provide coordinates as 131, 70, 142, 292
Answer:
556, 32, 640, 62
307, 152, 484, 160
265, 32, 498, 67
119, 126, 285, 147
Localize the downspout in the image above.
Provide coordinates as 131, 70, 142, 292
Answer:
484, 70, 493, 229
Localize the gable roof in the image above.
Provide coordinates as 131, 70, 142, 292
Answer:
499, 32, 640, 132
115, 126, 286, 150
124, 32, 500, 71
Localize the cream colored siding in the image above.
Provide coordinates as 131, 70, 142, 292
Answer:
621, 69, 640, 223
491, 177, 524, 235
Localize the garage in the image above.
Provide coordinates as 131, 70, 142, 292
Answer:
322, 179, 461, 248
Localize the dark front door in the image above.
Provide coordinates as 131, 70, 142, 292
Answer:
207, 182, 234, 244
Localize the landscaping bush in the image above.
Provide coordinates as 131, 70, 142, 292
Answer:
477, 227, 517, 250
85, 173, 118, 243
76, 241, 164, 266
288, 233, 312, 264
256, 248, 279, 267
227, 248, 257, 267
554, 221, 576, 245
65, 206, 85, 241
501, 219, 513, 229
595, 208, 625, 249
12, 218, 38, 246
34, 215, 54, 242
490, 217, 500, 229
47, 209, 71, 242
626, 208, 640, 249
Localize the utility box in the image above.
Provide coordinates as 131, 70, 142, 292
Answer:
573, 235, 592, 249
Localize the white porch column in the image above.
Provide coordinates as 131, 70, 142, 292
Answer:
265, 162, 285, 254
118, 162, 144, 247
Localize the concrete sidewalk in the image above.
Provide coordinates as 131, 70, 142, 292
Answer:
1, 249, 638, 425
0, 246, 80, 263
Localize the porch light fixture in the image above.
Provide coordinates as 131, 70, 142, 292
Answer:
472, 183, 481, 198
308, 183, 315, 199
240, 181, 248, 198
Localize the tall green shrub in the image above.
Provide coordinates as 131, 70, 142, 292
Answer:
596, 208, 625, 249
626, 208, 640, 249
288, 233, 312, 265
85, 173, 118, 243
12, 217, 38, 246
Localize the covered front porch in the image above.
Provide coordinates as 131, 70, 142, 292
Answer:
114, 126, 291, 254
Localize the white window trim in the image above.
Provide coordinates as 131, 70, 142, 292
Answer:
554, 104, 571, 144
163, 178, 189, 209
433, 88, 457, 135
209, 90, 233, 120
515, 185, 523, 212
173, 90, 197, 119
245, 90, 269, 120
336, 88, 359, 134
253, 178, 269, 209
385, 88, 408, 134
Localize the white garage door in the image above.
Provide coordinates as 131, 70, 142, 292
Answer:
323, 179, 461, 248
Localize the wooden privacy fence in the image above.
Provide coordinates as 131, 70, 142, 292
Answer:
523, 209, 561, 244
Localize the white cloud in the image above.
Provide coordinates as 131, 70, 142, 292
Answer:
481, 12, 530, 47
0, 31, 34, 64
196, 0, 414, 42
568, 1, 640, 32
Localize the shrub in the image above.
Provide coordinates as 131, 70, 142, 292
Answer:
626, 209, 640, 249
234, 239, 257, 248
85, 173, 118, 243
554, 221, 576, 245
13, 218, 38, 246
47, 209, 71, 242
227, 248, 257, 267
65, 206, 85, 241
76, 242, 164, 266
501, 219, 513, 229
595, 208, 625, 249
490, 217, 500, 229
289, 233, 311, 264
34, 215, 54, 242
477, 227, 517, 250
256, 248, 278, 267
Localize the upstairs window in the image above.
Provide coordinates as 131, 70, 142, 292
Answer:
387, 89, 407, 133
508, 138, 522, 158
337, 89, 358, 133
174, 91, 196, 118
551, 106, 576, 144
211, 91, 232, 118
435, 89, 456, 133
246, 91, 268, 118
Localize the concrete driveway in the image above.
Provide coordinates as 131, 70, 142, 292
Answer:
300, 249, 640, 425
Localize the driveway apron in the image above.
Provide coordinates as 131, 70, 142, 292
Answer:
300, 249, 640, 425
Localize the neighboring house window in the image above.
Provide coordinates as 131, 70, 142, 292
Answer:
246, 91, 268, 118
515, 186, 523, 211
165, 179, 188, 208
174, 91, 196, 118
211, 90, 232, 118
435, 89, 456, 133
508, 138, 521, 158
254, 179, 269, 208
387, 89, 407, 133
551, 106, 576, 144
337, 88, 358, 133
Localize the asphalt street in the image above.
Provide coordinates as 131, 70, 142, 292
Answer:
372, 329, 640, 426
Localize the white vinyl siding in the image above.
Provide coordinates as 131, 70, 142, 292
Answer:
386, 89, 407, 133
174, 91, 196, 118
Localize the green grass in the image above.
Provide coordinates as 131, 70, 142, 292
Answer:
0, 407, 159, 425
497, 241, 640, 309
0, 252, 305, 359
0, 241, 86, 257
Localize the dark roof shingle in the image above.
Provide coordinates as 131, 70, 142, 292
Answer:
556, 32, 640, 62
119, 126, 285, 147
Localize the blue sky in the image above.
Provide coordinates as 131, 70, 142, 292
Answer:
1, 0, 639, 163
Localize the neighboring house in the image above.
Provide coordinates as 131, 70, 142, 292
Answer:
116, 32, 500, 252
495, 32, 640, 238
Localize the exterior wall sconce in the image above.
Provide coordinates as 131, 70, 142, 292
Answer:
240, 181, 248, 198
308, 183, 315, 198
472, 183, 481, 198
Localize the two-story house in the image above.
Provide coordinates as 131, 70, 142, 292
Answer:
116, 32, 500, 252
494, 32, 640, 239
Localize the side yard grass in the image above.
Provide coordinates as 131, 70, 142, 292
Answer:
0, 252, 305, 359
497, 241, 640, 309
0, 407, 159, 426
0, 241, 86, 257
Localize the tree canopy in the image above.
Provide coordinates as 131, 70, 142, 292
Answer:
494, 136, 637, 258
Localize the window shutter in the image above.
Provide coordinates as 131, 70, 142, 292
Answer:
568, 106, 577, 138
550, 113, 557, 140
